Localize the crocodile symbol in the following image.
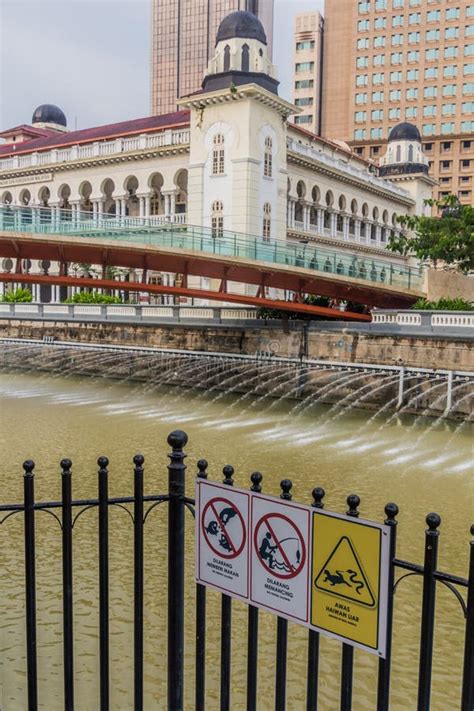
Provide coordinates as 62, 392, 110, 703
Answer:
322, 569, 365, 594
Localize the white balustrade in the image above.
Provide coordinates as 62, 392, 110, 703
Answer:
15, 304, 39, 313
180, 308, 214, 319
0, 128, 191, 172
43, 304, 69, 314
106, 306, 137, 316
221, 309, 257, 319
431, 314, 474, 328
142, 307, 174, 317
73, 305, 102, 315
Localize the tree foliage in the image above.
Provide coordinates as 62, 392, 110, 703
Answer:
388, 195, 474, 274
412, 297, 473, 311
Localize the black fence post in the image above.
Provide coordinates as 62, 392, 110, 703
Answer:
167, 430, 188, 711
196, 459, 208, 711
220, 465, 234, 711
133, 454, 145, 711
247, 472, 263, 711
275, 479, 293, 711
98, 456, 109, 711
461, 524, 474, 711
23, 460, 38, 711
376, 503, 399, 711
417, 512, 441, 711
61, 458, 74, 711
307, 487, 325, 711
340, 494, 360, 711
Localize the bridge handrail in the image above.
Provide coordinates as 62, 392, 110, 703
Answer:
0, 205, 423, 291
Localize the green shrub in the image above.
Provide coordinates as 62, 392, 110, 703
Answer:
412, 297, 473, 311
1, 287, 33, 303
64, 291, 124, 304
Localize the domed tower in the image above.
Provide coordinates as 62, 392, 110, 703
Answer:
379, 122, 436, 215
31, 104, 68, 132
202, 10, 278, 95
179, 10, 295, 242
379, 123, 429, 177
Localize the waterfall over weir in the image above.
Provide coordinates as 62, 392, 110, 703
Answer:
1, 337, 472, 423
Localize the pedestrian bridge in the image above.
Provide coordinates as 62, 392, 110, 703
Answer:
0, 206, 424, 320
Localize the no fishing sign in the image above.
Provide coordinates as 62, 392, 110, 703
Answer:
195, 480, 391, 656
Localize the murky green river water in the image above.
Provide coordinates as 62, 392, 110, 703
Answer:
0, 370, 472, 710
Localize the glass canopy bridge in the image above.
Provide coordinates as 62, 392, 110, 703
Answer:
0, 206, 423, 318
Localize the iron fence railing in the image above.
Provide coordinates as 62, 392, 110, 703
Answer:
0, 431, 472, 711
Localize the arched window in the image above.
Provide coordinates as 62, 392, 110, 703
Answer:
396, 145, 401, 162
408, 144, 414, 162
242, 43, 250, 72
263, 203, 271, 242
212, 134, 225, 175
224, 45, 231, 72
211, 200, 224, 237
264, 136, 273, 178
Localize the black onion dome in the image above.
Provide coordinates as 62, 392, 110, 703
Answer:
216, 10, 267, 45
388, 122, 421, 143
32, 104, 67, 127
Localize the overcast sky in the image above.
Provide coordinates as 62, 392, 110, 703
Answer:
0, 0, 323, 132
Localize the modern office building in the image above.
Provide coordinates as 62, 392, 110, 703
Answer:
292, 12, 324, 135
150, 0, 274, 116
320, 0, 474, 205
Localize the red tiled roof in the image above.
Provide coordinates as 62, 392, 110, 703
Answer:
0, 110, 191, 157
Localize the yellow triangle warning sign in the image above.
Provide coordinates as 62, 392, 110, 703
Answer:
314, 535, 376, 608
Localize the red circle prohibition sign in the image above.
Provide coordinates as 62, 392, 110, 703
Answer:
254, 513, 306, 580
201, 497, 246, 559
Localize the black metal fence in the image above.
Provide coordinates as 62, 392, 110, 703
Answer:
0, 431, 472, 711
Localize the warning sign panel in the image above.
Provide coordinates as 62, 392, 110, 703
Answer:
196, 481, 250, 598
196, 480, 391, 657
250, 495, 310, 623
310, 511, 390, 656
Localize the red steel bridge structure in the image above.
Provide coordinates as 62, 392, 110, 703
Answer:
0, 206, 425, 321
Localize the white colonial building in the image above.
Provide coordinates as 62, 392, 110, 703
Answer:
0, 10, 436, 299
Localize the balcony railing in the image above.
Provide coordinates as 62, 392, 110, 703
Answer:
0, 128, 190, 172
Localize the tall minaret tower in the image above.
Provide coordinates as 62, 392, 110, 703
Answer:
179, 10, 296, 241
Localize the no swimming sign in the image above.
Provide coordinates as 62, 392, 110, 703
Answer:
196, 480, 391, 657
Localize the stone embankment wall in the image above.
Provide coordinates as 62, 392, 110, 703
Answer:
0, 318, 472, 371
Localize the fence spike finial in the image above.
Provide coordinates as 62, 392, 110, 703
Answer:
384, 502, 399, 524
23, 460, 35, 476
346, 494, 360, 517
312, 487, 325, 509
426, 512, 441, 531
250, 471, 262, 492
167, 430, 188, 450
222, 465, 234, 486
280, 479, 292, 500
97, 456, 109, 470
133, 454, 144, 468
60, 458, 72, 473
197, 459, 208, 479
